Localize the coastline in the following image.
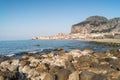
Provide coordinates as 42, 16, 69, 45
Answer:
0, 48, 120, 80
84, 39, 120, 43
83, 39, 120, 46
0, 39, 120, 79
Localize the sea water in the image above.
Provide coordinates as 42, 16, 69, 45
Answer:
0, 40, 120, 56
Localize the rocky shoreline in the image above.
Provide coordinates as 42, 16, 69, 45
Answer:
0, 48, 120, 80
84, 39, 120, 47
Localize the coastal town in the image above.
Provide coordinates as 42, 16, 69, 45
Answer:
32, 16, 120, 44
32, 32, 120, 40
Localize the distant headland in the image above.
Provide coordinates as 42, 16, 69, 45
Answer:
32, 16, 120, 41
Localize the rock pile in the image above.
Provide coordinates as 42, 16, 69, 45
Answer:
0, 49, 120, 80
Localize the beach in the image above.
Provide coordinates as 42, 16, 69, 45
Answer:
0, 48, 120, 80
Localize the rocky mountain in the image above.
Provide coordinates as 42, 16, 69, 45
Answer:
71, 16, 120, 34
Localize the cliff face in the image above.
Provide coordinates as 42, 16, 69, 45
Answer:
71, 16, 120, 34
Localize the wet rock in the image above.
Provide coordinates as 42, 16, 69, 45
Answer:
69, 71, 79, 80
55, 69, 70, 80
45, 50, 52, 54
1, 56, 11, 61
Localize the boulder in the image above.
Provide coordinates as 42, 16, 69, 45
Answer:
49, 65, 62, 75
69, 49, 82, 57
19, 60, 30, 67
66, 54, 73, 62
0, 61, 10, 68
7, 64, 18, 71
80, 71, 107, 80
81, 49, 94, 55
105, 58, 120, 71
29, 59, 40, 67
92, 74, 107, 80
43, 73, 54, 80
22, 65, 31, 73
0, 76, 4, 80
36, 63, 48, 72
57, 49, 66, 56
88, 62, 110, 74
55, 69, 70, 80
74, 55, 95, 71
34, 54, 41, 59
0, 60, 18, 72
11, 59, 19, 65
69, 71, 79, 80
28, 69, 39, 78
65, 61, 75, 72
80, 71, 96, 80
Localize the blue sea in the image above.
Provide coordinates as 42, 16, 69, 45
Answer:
0, 40, 120, 56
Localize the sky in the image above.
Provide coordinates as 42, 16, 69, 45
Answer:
0, 0, 120, 40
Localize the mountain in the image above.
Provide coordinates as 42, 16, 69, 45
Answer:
71, 16, 120, 34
